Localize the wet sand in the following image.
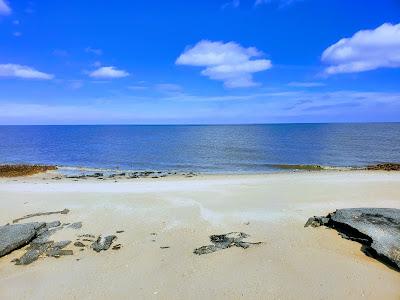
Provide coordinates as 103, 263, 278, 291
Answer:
0, 171, 399, 299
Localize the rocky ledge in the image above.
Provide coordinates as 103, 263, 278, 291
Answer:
305, 208, 400, 271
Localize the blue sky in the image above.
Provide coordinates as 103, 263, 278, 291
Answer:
0, 0, 399, 124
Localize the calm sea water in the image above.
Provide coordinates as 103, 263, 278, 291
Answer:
0, 124, 399, 173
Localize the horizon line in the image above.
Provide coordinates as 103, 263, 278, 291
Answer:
0, 121, 399, 126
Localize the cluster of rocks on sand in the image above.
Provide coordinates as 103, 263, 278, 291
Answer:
1, 206, 399, 273
0, 209, 122, 265
54, 170, 198, 181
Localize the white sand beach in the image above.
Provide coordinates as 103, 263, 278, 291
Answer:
0, 171, 399, 299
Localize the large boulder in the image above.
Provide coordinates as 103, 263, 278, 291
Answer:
306, 208, 400, 271
0, 222, 46, 257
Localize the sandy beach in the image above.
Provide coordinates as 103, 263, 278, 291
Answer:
0, 171, 399, 299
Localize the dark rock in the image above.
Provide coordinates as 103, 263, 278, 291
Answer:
68, 222, 82, 229
46, 221, 61, 228
160, 246, 170, 249
52, 240, 71, 249
366, 163, 400, 171
74, 241, 85, 247
14, 241, 52, 265
0, 222, 46, 257
112, 244, 122, 250
116, 230, 124, 234
15, 248, 45, 265
79, 234, 95, 238
46, 240, 73, 258
306, 208, 400, 271
91, 235, 117, 252
193, 232, 262, 255
31, 226, 63, 245
304, 216, 330, 227
46, 249, 73, 258
14, 239, 72, 265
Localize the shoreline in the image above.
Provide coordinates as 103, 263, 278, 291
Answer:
1, 171, 399, 299
1, 162, 400, 179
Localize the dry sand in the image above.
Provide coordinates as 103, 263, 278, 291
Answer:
0, 171, 399, 299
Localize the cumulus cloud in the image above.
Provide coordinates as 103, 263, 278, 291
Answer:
322, 23, 400, 74
176, 40, 271, 88
89, 66, 129, 79
0, 0, 11, 15
0, 64, 54, 79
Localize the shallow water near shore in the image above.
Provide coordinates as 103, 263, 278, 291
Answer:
0, 123, 399, 173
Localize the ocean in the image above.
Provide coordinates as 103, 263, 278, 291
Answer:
0, 123, 399, 173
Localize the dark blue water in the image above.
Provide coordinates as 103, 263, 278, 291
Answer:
0, 124, 399, 173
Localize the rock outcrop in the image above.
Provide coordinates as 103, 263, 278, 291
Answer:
0, 222, 46, 257
306, 208, 400, 271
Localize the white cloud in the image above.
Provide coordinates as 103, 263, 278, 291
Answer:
288, 81, 325, 87
13, 31, 22, 37
89, 66, 129, 79
85, 47, 103, 56
176, 40, 271, 88
322, 23, 400, 74
0, 0, 11, 15
0, 64, 54, 79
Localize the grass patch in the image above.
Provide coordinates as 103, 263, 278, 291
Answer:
0, 164, 57, 177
